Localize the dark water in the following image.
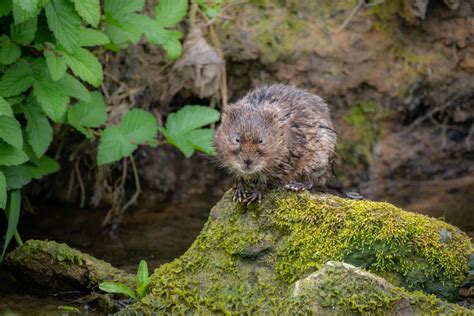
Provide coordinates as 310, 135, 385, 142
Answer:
0, 193, 472, 315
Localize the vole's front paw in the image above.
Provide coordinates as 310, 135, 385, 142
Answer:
243, 189, 262, 205
285, 181, 307, 191
233, 184, 246, 203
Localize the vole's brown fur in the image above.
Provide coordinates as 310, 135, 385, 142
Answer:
214, 84, 337, 204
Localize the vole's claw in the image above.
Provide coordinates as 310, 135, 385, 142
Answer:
234, 183, 246, 202
285, 181, 307, 191
244, 189, 262, 205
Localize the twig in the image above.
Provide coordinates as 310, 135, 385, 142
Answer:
120, 155, 141, 214
75, 158, 86, 208
334, 0, 364, 33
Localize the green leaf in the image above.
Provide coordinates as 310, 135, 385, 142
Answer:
2, 164, 31, 189
187, 128, 216, 155
0, 97, 13, 117
27, 155, 60, 179
1, 189, 21, 261
33, 73, 69, 122
155, 0, 188, 28
165, 105, 220, 133
98, 281, 137, 301
13, 0, 39, 13
0, 171, 6, 209
10, 17, 37, 45
163, 36, 182, 61
0, 1, 12, 17
104, 0, 145, 20
44, 47, 67, 80
120, 109, 157, 145
0, 116, 23, 149
0, 141, 29, 166
0, 59, 34, 97
104, 14, 144, 47
45, 0, 81, 52
62, 47, 103, 87
97, 126, 135, 165
12, 0, 46, 24
71, 0, 99, 27
23, 99, 52, 157
0, 35, 21, 65
68, 92, 106, 138
78, 28, 110, 47
58, 73, 91, 102
160, 106, 220, 157
136, 260, 149, 297
139, 15, 168, 46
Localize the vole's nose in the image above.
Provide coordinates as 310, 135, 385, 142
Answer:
243, 159, 252, 167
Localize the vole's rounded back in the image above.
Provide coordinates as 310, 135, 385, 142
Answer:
214, 84, 337, 203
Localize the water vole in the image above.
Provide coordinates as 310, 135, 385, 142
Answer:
214, 84, 337, 204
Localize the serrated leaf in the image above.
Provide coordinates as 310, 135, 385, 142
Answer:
104, 0, 145, 20
45, 0, 81, 52
27, 155, 59, 179
1, 189, 21, 261
68, 91, 106, 137
13, 0, 39, 13
188, 128, 216, 155
0, 1, 12, 17
58, 73, 91, 102
2, 164, 31, 189
23, 99, 52, 157
0, 140, 29, 166
0, 35, 21, 65
97, 126, 136, 165
10, 17, 37, 45
12, 0, 45, 24
0, 171, 6, 209
120, 109, 157, 145
0, 116, 23, 149
0, 60, 34, 98
62, 47, 103, 87
98, 281, 137, 301
165, 105, 220, 133
78, 28, 109, 47
139, 15, 167, 45
0, 97, 13, 117
71, 0, 99, 27
160, 106, 220, 157
33, 73, 69, 122
104, 13, 145, 46
155, 0, 188, 28
44, 48, 66, 80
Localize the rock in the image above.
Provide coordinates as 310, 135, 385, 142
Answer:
5, 240, 134, 292
124, 191, 472, 314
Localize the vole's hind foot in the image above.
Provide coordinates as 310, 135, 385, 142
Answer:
285, 181, 309, 192
233, 182, 246, 203
244, 189, 262, 205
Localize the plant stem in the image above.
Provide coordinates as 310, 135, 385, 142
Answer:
120, 155, 141, 214
14, 230, 23, 246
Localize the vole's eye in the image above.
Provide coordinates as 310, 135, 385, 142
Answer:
258, 138, 264, 144
235, 136, 240, 143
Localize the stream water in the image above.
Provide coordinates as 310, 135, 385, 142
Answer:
0, 193, 472, 315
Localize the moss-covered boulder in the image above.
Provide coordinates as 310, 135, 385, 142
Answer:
125, 191, 472, 314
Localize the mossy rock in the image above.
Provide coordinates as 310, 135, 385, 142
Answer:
124, 191, 472, 314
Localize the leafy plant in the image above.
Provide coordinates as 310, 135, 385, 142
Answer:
0, 0, 219, 261
197, 0, 225, 18
99, 259, 151, 301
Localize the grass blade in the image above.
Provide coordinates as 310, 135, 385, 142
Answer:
1, 189, 21, 261
98, 281, 137, 301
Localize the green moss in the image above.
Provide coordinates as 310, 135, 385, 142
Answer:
337, 101, 384, 167
124, 191, 472, 314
